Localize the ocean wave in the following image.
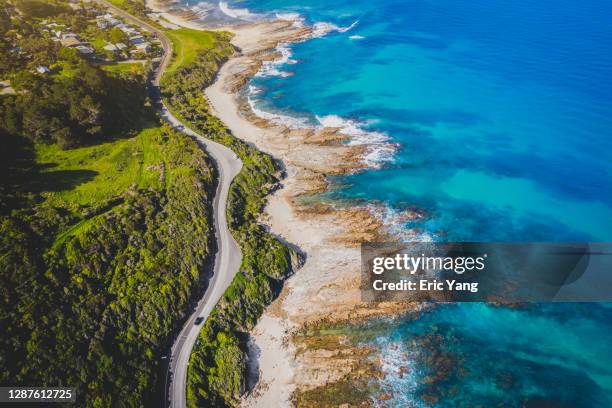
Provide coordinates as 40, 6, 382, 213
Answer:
218, 1, 260, 21
256, 43, 297, 78
367, 204, 434, 242
372, 338, 422, 408
248, 14, 396, 169
349, 35, 365, 40
311, 20, 359, 38
316, 115, 397, 168
247, 89, 312, 129
184, 1, 221, 19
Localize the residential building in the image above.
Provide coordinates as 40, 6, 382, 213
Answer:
129, 35, 146, 45
75, 45, 94, 55
103, 44, 118, 52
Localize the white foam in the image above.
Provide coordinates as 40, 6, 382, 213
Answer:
218, 1, 260, 21
275, 12, 305, 27
373, 338, 423, 408
256, 43, 297, 78
246, 14, 396, 169
311, 20, 359, 38
316, 115, 397, 168
349, 35, 365, 40
247, 93, 312, 129
190, 1, 215, 19
367, 204, 434, 242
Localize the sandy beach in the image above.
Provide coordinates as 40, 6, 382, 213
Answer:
146, 3, 417, 404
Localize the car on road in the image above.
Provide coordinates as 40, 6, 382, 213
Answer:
194, 317, 204, 325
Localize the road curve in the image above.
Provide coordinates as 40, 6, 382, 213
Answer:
94, 2, 243, 407
161, 108, 242, 408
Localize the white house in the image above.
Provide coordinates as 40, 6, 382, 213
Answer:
36, 66, 51, 74
75, 45, 94, 55
61, 32, 79, 40
103, 44, 118, 52
96, 17, 108, 29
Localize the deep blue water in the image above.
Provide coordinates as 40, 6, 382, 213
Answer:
187, 0, 612, 405
228, 0, 612, 241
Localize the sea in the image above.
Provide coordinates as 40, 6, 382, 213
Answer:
182, 0, 612, 406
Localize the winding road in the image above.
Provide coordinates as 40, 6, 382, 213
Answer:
94, 2, 243, 407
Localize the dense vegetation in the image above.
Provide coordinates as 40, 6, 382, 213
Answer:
2, 62, 148, 148
161, 31, 301, 407
107, 0, 147, 18
14, 0, 69, 18
2, 1, 298, 405
1, 124, 217, 406
1, 3, 218, 405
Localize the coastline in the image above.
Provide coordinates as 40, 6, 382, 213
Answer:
146, 0, 212, 29
204, 21, 421, 406
146, 3, 419, 404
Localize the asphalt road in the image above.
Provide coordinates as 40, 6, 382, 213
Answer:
94, 2, 243, 407
160, 107, 242, 408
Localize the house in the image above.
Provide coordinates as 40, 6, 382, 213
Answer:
118, 25, 137, 35
75, 45, 94, 55
129, 49, 140, 57
61, 37, 82, 47
61, 32, 79, 40
36, 66, 51, 74
128, 35, 146, 45
96, 17, 108, 29
103, 44, 118, 53
115, 42, 127, 50
105, 15, 120, 26
135, 42, 151, 53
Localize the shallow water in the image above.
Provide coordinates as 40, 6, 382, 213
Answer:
184, 0, 612, 405
368, 303, 612, 407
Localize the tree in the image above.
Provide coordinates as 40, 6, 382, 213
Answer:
108, 27, 128, 45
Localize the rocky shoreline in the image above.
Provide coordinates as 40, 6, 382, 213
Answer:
204, 21, 422, 406
145, 3, 420, 404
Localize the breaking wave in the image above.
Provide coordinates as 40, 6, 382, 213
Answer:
218, 1, 261, 21
311, 20, 359, 38
316, 115, 397, 168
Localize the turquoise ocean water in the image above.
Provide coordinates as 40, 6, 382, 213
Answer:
185, 0, 612, 405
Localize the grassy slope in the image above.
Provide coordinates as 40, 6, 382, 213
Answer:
1, 3, 219, 405
107, 0, 127, 7
166, 28, 227, 73
100, 62, 146, 74
36, 127, 163, 209
34, 126, 173, 248
1, 122, 218, 405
